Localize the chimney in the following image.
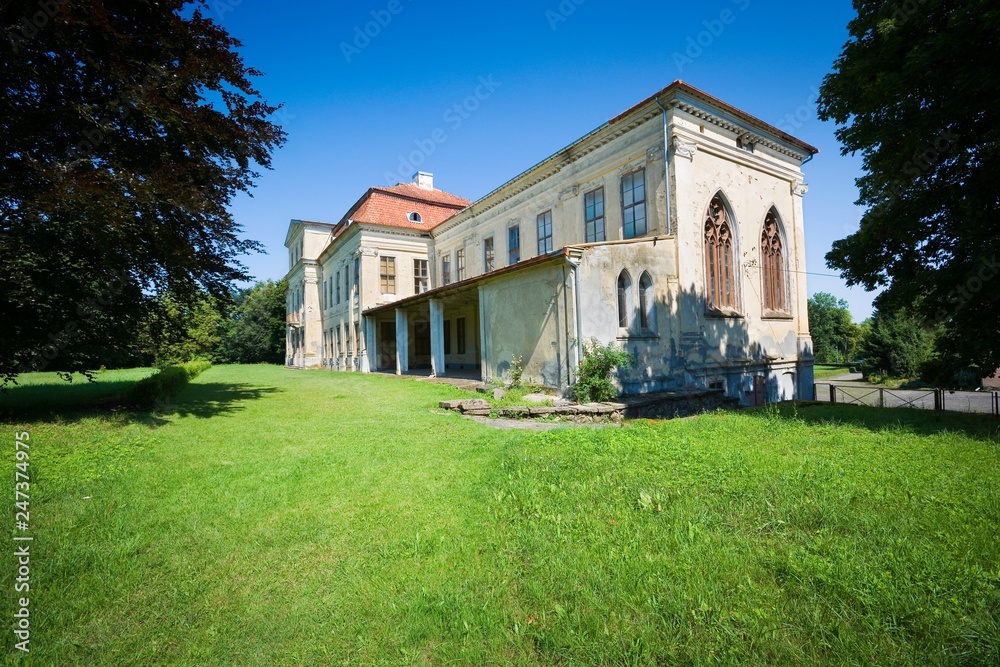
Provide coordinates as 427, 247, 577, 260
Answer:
413, 171, 434, 190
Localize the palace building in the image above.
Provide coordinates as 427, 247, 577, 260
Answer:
284, 81, 818, 405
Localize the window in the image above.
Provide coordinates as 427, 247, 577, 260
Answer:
639, 272, 654, 332
584, 187, 605, 242
617, 270, 632, 329
622, 169, 647, 238
346, 324, 352, 355
336, 269, 341, 304
483, 236, 494, 273
355, 323, 362, 358
457, 317, 467, 355
704, 193, 737, 311
456, 248, 466, 280
414, 259, 429, 294
508, 225, 520, 264
408, 212, 423, 223
537, 210, 553, 254
444, 319, 451, 354
441, 255, 452, 285
336, 326, 342, 355
761, 209, 786, 313
353, 258, 360, 305
380, 256, 396, 294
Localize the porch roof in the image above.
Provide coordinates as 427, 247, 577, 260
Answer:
362, 247, 573, 317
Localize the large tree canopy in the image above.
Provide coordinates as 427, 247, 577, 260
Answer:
0, 0, 285, 384
817, 0, 1000, 374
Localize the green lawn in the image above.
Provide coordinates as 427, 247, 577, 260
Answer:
813, 364, 855, 380
2, 365, 998, 666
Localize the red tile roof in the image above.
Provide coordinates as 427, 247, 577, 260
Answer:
339, 183, 471, 233
372, 182, 471, 208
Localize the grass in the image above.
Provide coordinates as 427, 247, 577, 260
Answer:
813, 364, 855, 380
0, 368, 155, 418
2, 365, 998, 665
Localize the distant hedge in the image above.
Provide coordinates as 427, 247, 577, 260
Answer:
127, 361, 211, 409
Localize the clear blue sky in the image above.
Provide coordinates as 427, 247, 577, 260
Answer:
219, 0, 875, 321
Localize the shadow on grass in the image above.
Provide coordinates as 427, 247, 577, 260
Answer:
768, 401, 1000, 443
165, 382, 283, 419
0, 380, 282, 426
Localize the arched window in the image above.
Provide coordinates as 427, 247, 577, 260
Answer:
408, 212, 423, 223
761, 209, 786, 313
704, 194, 736, 311
617, 270, 632, 329
638, 272, 654, 332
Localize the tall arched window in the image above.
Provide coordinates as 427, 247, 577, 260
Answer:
704, 194, 736, 311
617, 270, 632, 329
761, 209, 786, 313
638, 272, 654, 333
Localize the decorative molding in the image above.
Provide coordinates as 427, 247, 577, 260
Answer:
558, 185, 579, 201
646, 145, 663, 161
672, 136, 698, 160
792, 182, 810, 197
358, 246, 379, 257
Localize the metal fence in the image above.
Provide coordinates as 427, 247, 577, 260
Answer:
815, 383, 1000, 417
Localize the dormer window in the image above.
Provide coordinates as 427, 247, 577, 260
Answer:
408, 212, 423, 224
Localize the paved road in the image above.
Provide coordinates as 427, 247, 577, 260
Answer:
815, 379, 998, 415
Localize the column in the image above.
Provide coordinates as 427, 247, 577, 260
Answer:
395, 308, 409, 375
429, 299, 445, 378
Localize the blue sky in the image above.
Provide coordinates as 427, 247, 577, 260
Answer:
218, 0, 875, 321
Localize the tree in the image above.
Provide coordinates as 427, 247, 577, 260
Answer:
807, 293, 862, 364
860, 308, 936, 380
215, 279, 287, 364
0, 0, 285, 385
817, 0, 1000, 375
140, 292, 224, 367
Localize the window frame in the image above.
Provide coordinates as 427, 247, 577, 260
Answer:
584, 187, 606, 243
617, 270, 633, 330
483, 236, 495, 273
456, 248, 466, 281
621, 168, 647, 239
441, 254, 452, 286
761, 208, 791, 317
414, 258, 429, 294
537, 210, 553, 254
380, 256, 396, 295
704, 193, 740, 316
508, 225, 521, 265
638, 271, 655, 333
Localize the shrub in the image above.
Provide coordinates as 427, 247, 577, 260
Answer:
508, 355, 524, 388
572, 339, 634, 403
126, 362, 210, 409
181, 359, 212, 380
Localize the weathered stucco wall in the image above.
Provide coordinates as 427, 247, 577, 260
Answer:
480, 262, 575, 389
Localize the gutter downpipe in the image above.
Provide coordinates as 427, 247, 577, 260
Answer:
654, 96, 673, 236
572, 258, 584, 381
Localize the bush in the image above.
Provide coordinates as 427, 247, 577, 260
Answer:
181, 359, 212, 380
572, 339, 634, 403
126, 362, 210, 409
508, 355, 524, 388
